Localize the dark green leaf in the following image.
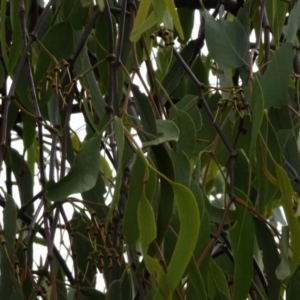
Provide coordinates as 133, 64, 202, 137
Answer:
143, 119, 179, 147
46, 134, 102, 201
261, 43, 294, 108
204, 11, 249, 69
229, 201, 254, 300
35, 21, 74, 82
254, 218, 281, 300
0, 193, 24, 300
123, 152, 146, 246
286, 0, 300, 42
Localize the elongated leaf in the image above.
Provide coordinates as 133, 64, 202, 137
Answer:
229, 201, 254, 300
143, 119, 179, 147
274, 163, 300, 277
261, 43, 294, 108
209, 259, 230, 299
74, 41, 106, 120
204, 10, 249, 69
105, 118, 125, 227
130, 0, 155, 42
150, 145, 175, 243
138, 190, 171, 300
0, 193, 24, 300
131, 83, 157, 138
123, 152, 147, 246
177, 8, 194, 43
169, 150, 191, 187
106, 279, 122, 300
266, 0, 287, 45
164, 0, 184, 40
286, 0, 300, 42
8, 0, 22, 74
166, 183, 200, 291
276, 226, 291, 279
248, 76, 264, 163
187, 257, 208, 300
173, 108, 197, 158
46, 134, 102, 201
35, 21, 74, 82
254, 218, 281, 300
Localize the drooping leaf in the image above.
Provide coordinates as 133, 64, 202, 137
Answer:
176, 8, 194, 44
274, 163, 300, 277
166, 183, 200, 291
0, 193, 24, 300
229, 198, 254, 300
260, 43, 294, 108
164, 0, 184, 40
266, 0, 287, 45
46, 134, 102, 201
172, 108, 197, 158
209, 259, 230, 299
247, 76, 264, 163
130, 0, 158, 42
131, 83, 157, 138
8, 0, 22, 74
35, 21, 74, 82
138, 189, 171, 300
254, 218, 281, 300
286, 0, 300, 43
123, 152, 147, 247
204, 10, 249, 69
105, 118, 125, 227
142, 119, 179, 147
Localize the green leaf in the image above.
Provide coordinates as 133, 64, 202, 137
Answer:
276, 226, 291, 279
5, 149, 34, 208
0, 193, 24, 300
287, 267, 300, 300
8, 0, 22, 74
106, 279, 122, 300
274, 163, 300, 278
286, 0, 300, 42
187, 257, 208, 300
266, 0, 287, 45
169, 150, 191, 187
62, 0, 89, 30
138, 189, 171, 300
248, 76, 264, 163
166, 183, 200, 291
130, 0, 155, 42
254, 218, 281, 300
142, 119, 179, 147
74, 41, 106, 120
35, 21, 74, 82
173, 108, 197, 158
150, 145, 175, 244
0, 60, 5, 87
204, 10, 249, 69
176, 8, 194, 43
131, 83, 157, 138
105, 118, 125, 227
161, 39, 199, 100
0, 0, 9, 73
46, 134, 102, 201
81, 172, 107, 219
229, 200, 254, 300
261, 43, 294, 108
164, 0, 184, 40
22, 114, 36, 149
209, 259, 230, 299
123, 152, 147, 246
